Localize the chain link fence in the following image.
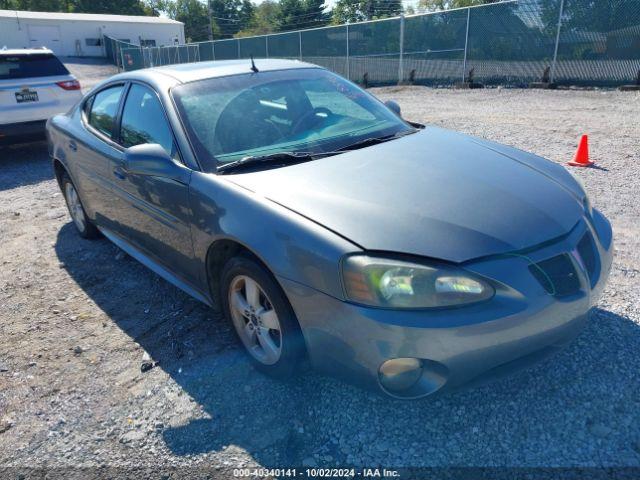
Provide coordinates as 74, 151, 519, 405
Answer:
107, 0, 640, 87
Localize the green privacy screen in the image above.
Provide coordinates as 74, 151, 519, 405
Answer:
301, 25, 349, 78
115, 0, 640, 87
213, 39, 239, 60
403, 9, 467, 85
239, 36, 268, 58
267, 32, 301, 58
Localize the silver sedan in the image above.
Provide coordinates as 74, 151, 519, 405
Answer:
47, 59, 613, 399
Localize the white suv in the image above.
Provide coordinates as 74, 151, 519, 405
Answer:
1, 48, 82, 144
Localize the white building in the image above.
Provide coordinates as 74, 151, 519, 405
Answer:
0, 10, 185, 57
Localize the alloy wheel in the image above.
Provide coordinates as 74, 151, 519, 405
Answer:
65, 182, 86, 232
228, 275, 283, 365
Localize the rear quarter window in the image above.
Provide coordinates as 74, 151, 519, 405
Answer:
87, 85, 124, 139
0, 54, 69, 80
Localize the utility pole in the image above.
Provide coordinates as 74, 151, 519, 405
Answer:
207, 0, 214, 41
461, 7, 471, 83
550, 0, 565, 84
398, 15, 404, 85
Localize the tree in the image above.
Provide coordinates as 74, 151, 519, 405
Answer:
541, 0, 640, 33
209, 0, 254, 38
418, 0, 498, 12
2, 0, 156, 15
236, 0, 280, 37
332, 0, 402, 24
539, 0, 640, 60
277, 0, 328, 31
300, 0, 328, 29
163, 0, 210, 41
72, 0, 150, 15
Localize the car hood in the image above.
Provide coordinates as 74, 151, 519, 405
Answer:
227, 127, 586, 263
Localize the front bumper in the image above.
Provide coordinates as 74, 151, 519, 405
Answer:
280, 211, 613, 399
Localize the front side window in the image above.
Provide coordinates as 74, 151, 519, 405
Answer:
119, 84, 174, 155
88, 85, 124, 139
171, 68, 411, 171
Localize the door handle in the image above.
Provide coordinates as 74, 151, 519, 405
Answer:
113, 166, 126, 180
68, 140, 77, 152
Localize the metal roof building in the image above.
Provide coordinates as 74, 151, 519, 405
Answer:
0, 10, 184, 57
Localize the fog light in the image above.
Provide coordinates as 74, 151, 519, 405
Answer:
378, 358, 423, 392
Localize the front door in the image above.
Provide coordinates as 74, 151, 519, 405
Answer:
107, 83, 197, 284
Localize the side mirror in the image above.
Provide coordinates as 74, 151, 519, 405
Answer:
124, 144, 188, 183
384, 100, 401, 117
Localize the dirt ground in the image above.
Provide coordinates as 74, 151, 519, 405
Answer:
0, 60, 639, 477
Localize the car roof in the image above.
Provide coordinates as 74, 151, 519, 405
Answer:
0, 47, 54, 56
115, 58, 321, 87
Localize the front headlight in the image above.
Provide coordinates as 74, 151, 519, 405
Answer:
583, 195, 593, 217
569, 172, 593, 216
342, 255, 495, 309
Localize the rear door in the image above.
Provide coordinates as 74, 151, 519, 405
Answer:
107, 82, 196, 282
74, 83, 126, 225
0, 53, 80, 124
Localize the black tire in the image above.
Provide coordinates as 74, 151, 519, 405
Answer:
221, 255, 306, 379
61, 172, 100, 239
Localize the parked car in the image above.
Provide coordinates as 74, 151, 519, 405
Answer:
1, 48, 82, 145
46, 59, 613, 399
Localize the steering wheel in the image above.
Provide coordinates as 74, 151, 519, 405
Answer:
291, 107, 333, 135
217, 115, 284, 153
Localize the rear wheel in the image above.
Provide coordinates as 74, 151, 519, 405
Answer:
221, 256, 305, 378
61, 173, 99, 239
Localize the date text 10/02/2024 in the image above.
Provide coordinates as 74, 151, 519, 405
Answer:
233, 468, 400, 478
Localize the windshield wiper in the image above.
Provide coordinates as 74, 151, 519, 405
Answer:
217, 151, 318, 173
216, 129, 419, 174
335, 129, 418, 153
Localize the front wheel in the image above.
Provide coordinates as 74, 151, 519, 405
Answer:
221, 256, 306, 379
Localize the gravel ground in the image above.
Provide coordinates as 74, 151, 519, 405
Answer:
0, 60, 639, 476
61, 57, 119, 90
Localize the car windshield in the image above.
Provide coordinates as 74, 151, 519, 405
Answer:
171, 68, 413, 171
0, 53, 69, 80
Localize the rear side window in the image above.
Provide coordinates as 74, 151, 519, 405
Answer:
120, 84, 174, 155
0, 53, 69, 80
88, 85, 124, 139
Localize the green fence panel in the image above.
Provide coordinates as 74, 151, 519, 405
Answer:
266, 31, 300, 58
554, 0, 640, 85
107, 1, 640, 86
176, 45, 188, 63
214, 39, 240, 60
198, 41, 215, 61
160, 46, 178, 66
348, 19, 401, 85
239, 36, 267, 58
465, 0, 558, 85
121, 47, 144, 71
104, 36, 116, 65
403, 10, 467, 85
301, 25, 348, 77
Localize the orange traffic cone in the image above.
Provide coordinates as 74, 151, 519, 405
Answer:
568, 135, 593, 167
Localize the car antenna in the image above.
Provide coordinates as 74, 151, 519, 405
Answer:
250, 55, 259, 73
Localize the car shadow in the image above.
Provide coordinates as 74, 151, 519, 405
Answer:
0, 140, 53, 191
54, 222, 640, 467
